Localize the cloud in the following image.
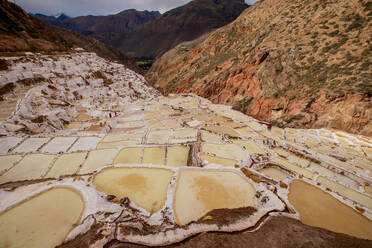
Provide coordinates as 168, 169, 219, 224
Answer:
15, 0, 259, 17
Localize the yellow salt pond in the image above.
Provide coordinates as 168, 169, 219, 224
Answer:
288, 180, 372, 240
0, 154, 55, 184
271, 157, 314, 179
64, 123, 82, 129
202, 125, 240, 137
201, 131, 224, 143
200, 154, 238, 167
202, 143, 246, 161
113, 147, 142, 165
45, 152, 87, 178
166, 146, 189, 167
93, 167, 173, 213
233, 139, 266, 155
259, 167, 290, 181
308, 162, 334, 178
79, 149, 117, 174
147, 130, 170, 144
0, 187, 84, 248
365, 185, 372, 195
0, 155, 22, 174
97, 140, 140, 149
316, 176, 372, 209
142, 147, 166, 165
174, 169, 256, 226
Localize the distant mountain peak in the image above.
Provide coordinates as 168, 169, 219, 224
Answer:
53, 13, 70, 20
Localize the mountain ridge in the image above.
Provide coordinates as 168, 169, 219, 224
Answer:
117, 0, 248, 58
35, 9, 161, 48
0, 0, 140, 72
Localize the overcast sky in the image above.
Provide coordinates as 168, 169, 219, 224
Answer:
15, 0, 259, 17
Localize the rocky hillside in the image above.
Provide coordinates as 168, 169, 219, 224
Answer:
0, 0, 140, 72
147, 0, 372, 135
35, 9, 160, 48
117, 0, 248, 58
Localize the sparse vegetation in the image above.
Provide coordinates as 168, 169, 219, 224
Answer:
232, 96, 253, 113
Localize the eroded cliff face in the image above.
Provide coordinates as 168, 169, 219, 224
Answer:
147, 0, 372, 135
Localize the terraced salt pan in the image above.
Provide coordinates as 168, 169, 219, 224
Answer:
0, 187, 84, 248
259, 167, 290, 181
272, 157, 314, 179
93, 167, 173, 213
79, 149, 117, 174
174, 169, 256, 226
0, 155, 22, 174
288, 180, 372, 240
147, 130, 170, 144
202, 143, 246, 161
142, 147, 166, 165
233, 139, 266, 155
116, 120, 144, 129
354, 158, 372, 170
200, 154, 238, 167
45, 152, 87, 178
0, 137, 23, 155
64, 123, 82, 129
40, 137, 77, 154
166, 146, 189, 167
316, 176, 372, 209
365, 185, 372, 195
68, 137, 101, 152
97, 140, 140, 149
146, 120, 166, 129
308, 162, 335, 178
74, 113, 91, 121
235, 127, 264, 139
113, 147, 142, 165
287, 155, 311, 167
246, 122, 264, 132
12, 138, 50, 154
0, 154, 55, 184
161, 119, 182, 129
201, 131, 224, 143
103, 133, 144, 143
170, 128, 198, 143
202, 125, 240, 137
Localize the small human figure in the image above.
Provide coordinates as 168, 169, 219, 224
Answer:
109, 113, 112, 118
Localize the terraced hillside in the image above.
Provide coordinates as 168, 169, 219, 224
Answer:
147, 0, 372, 135
0, 52, 371, 247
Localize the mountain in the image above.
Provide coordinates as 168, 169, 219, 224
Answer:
117, 0, 249, 58
0, 0, 140, 72
54, 13, 70, 20
147, 0, 372, 135
36, 9, 160, 48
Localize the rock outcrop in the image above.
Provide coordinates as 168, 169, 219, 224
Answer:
147, 0, 372, 135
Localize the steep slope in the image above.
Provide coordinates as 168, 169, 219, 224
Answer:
0, 0, 140, 72
147, 0, 372, 135
35, 9, 160, 48
117, 0, 248, 58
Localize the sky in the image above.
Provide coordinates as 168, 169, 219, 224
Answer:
14, 0, 259, 17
